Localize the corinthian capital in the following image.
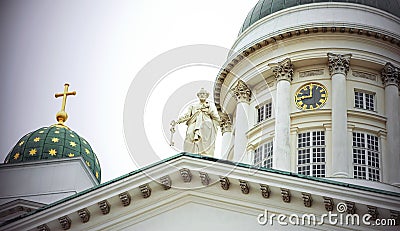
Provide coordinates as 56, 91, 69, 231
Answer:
381, 62, 400, 87
271, 58, 294, 82
232, 80, 251, 103
327, 53, 352, 76
219, 112, 232, 134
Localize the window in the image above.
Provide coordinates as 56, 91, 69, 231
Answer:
297, 131, 326, 177
254, 141, 273, 168
354, 91, 375, 111
256, 102, 272, 123
352, 132, 380, 181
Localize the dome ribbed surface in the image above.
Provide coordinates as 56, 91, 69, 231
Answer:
4, 126, 101, 183
240, 0, 400, 34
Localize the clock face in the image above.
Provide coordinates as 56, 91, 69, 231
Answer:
295, 82, 328, 110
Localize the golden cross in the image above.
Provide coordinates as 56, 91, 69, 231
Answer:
54, 83, 76, 124
55, 83, 76, 112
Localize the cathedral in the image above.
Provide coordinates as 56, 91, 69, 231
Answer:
1, 1, 399, 230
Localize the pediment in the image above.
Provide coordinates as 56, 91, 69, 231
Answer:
2, 153, 399, 231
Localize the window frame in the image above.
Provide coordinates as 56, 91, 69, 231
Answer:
354, 89, 376, 112
352, 132, 381, 181
256, 101, 273, 124
253, 141, 273, 168
297, 130, 326, 177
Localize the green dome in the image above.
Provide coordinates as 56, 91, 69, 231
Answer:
4, 125, 101, 183
240, 0, 400, 34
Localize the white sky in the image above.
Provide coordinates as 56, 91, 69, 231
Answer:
0, 0, 259, 182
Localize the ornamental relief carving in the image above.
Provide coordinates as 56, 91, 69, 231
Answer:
272, 58, 294, 82
239, 180, 250, 194
179, 168, 192, 182
139, 184, 152, 198
219, 112, 232, 134
219, 176, 230, 190
199, 172, 211, 186
281, 188, 291, 203
260, 184, 271, 198
98, 200, 111, 215
37, 224, 50, 231
352, 70, 377, 81
323, 197, 334, 212
119, 192, 132, 206
160, 175, 172, 190
77, 208, 90, 223
299, 69, 324, 78
327, 53, 352, 76
381, 62, 400, 87
58, 216, 71, 230
232, 80, 251, 103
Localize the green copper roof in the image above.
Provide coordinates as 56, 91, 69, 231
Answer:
240, 0, 400, 34
4, 125, 101, 183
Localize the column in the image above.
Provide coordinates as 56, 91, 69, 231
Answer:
245, 145, 255, 166
323, 124, 333, 176
232, 80, 251, 162
381, 62, 400, 185
271, 58, 293, 172
290, 127, 298, 171
220, 112, 233, 160
328, 52, 351, 177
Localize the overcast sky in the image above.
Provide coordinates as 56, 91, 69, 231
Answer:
0, 0, 258, 182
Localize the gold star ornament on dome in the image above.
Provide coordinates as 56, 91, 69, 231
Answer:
68, 153, 75, 157
29, 149, 37, 156
19, 141, 25, 146
49, 149, 57, 156
13, 153, 20, 160
69, 141, 77, 147
33, 137, 41, 142
52, 137, 59, 143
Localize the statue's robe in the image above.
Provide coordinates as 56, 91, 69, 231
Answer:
179, 101, 220, 156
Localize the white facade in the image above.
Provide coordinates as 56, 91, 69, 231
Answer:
0, 158, 98, 225
215, 2, 400, 186
1, 154, 399, 231
1, 1, 400, 230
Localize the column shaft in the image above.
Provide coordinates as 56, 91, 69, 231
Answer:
384, 85, 400, 185
271, 58, 293, 172
220, 112, 233, 160
232, 80, 251, 163
381, 62, 400, 185
233, 102, 249, 162
273, 80, 291, 171
328, 53, 351, 178
331, 73, 349, 177
221, 131, 233, 160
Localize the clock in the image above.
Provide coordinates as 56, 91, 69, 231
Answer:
295, 82, 328, 110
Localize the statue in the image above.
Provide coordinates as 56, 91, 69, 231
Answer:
171, 88, 221, 156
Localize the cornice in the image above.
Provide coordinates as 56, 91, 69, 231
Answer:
213, 26, 400, 113
235, 2, 400, 52
3, 154, 400, 230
